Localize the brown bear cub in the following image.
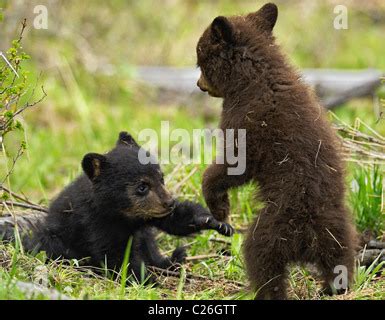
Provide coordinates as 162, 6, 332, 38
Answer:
0, 132, 233, 284
196, 3, 358, 299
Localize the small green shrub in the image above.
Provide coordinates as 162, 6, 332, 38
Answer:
0, 19, 44, 186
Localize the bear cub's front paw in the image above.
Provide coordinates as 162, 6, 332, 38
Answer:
216, 221, 234, 237
196, 215, 234, 237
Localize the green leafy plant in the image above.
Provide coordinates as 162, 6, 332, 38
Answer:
351, 165, 384, 235
354, 258, 385, 291
1, 20, 29, 140
0, 19, 45, 186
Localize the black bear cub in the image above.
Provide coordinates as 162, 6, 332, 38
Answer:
2, 132, 233, 283
196, 3, 357, 299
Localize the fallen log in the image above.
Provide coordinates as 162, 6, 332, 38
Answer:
0, 209, 47, 240
367, 240, 385, 249
135, 67, 383, 109
358, 249, 385, 267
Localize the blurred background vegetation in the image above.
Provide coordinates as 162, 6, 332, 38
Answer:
0, 0, 384, 300
0, 0, 383, 227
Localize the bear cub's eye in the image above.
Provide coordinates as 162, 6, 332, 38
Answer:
136, 183, 149, 196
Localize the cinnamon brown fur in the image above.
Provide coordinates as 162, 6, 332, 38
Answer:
196, 3, 358, 299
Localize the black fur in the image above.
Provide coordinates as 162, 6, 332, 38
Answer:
1, 132, 233, 283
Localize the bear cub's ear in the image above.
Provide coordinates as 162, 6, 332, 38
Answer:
211, 16, 234, 44
248, 2, 278, 32
116, 131, 139, 148
82, 153, 108, 180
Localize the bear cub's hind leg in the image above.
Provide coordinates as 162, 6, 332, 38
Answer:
243, 214, 290, 300
129, 228, 187, 284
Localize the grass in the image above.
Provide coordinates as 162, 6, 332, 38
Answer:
1, 229, 385, 300
0, 157, 384, 300
351, 165, 384, 234
0, 0, 385, 300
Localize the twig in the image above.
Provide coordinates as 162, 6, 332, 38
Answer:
149, 266, 206, 280
0, 185, 37, 206
164, 162, 184, 184
17, 19, 27, 43
314, 140, 322, 168
208, 237, 231, 246
1, 145, 24, 184
148, 266, 243, 287
2, 85, 47, 133
185, 254, 221, 261
0, 20, 27, 87
1, 201, 48, 213
330, 114, 385, 166
171, 166, 198, 194
0, 52, 19, 78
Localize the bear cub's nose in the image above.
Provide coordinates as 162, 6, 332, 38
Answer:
197, 80, 207, 92
163, 198, 176, 210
